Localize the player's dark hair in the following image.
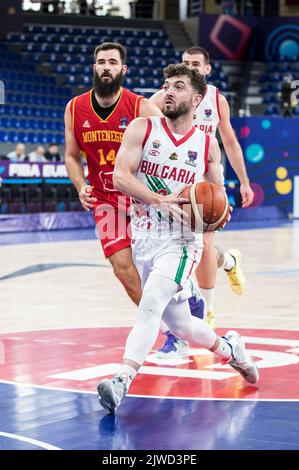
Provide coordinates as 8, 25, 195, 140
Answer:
163, 63, 206, 96
94, 42, 127, 64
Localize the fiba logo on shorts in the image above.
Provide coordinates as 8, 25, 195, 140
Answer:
0, 80, 5, 104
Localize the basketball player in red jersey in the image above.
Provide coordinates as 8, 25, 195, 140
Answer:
64, 42, 163, 304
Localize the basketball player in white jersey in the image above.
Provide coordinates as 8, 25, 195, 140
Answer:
97, 64, 258, 414
150, 47, 254, 352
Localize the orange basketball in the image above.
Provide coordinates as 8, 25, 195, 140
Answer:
180, 182, 230, 232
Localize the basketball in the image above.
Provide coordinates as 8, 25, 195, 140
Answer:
181, 182, 230, 232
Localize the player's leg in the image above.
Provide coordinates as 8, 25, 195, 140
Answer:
162, 298, 259, 384
97, 272, 179, 413
195, 231, 217, 329
108, 246, 141, 305
215, 246, 245, 295
94, 199, 142, 305
97, 240, 200, 413
156, 279, 202, 359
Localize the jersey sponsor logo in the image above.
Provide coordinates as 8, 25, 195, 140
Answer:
204, 108, 212, 121
119, 116, 129, 129
149, 150, 160, 157
157, 188, 169, 196
169, 152, 179, 161
140, 160, 195, 185
152, 139, 161, 149
83, 120, 91, 128
82, 130, 123, 143
185, 151, 198, 167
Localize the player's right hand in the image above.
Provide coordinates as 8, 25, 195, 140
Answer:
78, 185, 97, 211
156, 189, 189, 223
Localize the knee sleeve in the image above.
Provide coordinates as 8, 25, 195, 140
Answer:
163, 298, 216, 349
124, 274, 179, 365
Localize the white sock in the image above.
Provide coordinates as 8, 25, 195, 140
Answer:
116, 364, 137, 391
199, 287, 215, 312
212, 337, 233, 360
223, 252, 235, 271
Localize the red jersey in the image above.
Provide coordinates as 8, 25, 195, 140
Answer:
71, 87, 143, 200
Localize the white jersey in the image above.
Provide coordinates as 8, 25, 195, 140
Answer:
131, 116, 209, 238
193, 84, 220, 137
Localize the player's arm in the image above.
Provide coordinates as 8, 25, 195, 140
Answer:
64, 101, 96, 211
218, 94, 254, 207
114, 118, 162, 204
149, 88, 164, 111
139, 97, 163, 117
114, 119, 186, 211
204, 136, 224, 187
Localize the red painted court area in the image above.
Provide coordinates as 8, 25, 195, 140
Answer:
0, 327, 298, 400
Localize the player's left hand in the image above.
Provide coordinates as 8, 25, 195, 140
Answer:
218, 205, 233, 231
240, 183, 254, 208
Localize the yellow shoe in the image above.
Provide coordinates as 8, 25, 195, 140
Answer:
205, 311, 215, 330
225, 248, 245, 295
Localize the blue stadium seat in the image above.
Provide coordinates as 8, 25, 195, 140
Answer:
36, 132, 48, 144
0, 131, 9, 142
8, 131, 18, 142
11, 118, 21, 129
265, 105, 279, 116
27, 132, 39, 143
0, 117, 11, 128
17, 131, 28, 143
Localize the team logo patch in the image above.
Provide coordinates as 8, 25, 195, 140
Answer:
204, 109, 212, 121
152, 139, 161, 149
83, 120, 91, 128
149, 150, 160, 157
119, 116, 129, 128
185, 150, 197, 167
169, 152, 179, 161
157, 188, 169, 196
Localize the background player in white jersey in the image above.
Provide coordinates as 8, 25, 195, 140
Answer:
97, 64, 258, 414
151, 47, 254, 352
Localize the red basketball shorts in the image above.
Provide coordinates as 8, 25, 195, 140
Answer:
93, 194, 131, 258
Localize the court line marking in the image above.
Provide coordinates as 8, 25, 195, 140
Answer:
0, 379, 298, 402
249, 269, 299, 276
1, 326, 298, 336
0, 431, 61, 450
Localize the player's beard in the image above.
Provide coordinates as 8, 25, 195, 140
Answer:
93, 70, 125, 97
163, 100, 191, 119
